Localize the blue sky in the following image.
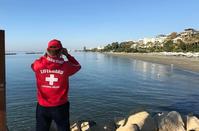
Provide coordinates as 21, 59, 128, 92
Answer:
1, 0, 199, 51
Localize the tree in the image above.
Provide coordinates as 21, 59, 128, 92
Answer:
103, 44, 112, 51
178, 40, 186, 51
111, 42, 119, 50
163, 40, 175, 52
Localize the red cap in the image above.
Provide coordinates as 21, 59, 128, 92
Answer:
47, 39, 63, 50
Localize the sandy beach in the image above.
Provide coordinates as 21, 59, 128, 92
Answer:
105, 52, 199, 73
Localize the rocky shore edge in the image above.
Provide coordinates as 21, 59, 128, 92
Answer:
50, 111, 199, 131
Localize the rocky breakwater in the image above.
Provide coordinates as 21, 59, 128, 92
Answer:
116, 111, 199, 131
50, 111, 199, 131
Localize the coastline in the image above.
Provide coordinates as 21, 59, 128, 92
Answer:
69, 110, 199, 131
104, 52, 199, 73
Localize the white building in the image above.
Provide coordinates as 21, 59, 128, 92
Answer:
143, 38, 156, 44
131, 43, 138, 49
97, 46, 104, 50
173, 37, 183, 43
155, 35, 167, 43
179, 28, 199, 37
142, 36, 167, 45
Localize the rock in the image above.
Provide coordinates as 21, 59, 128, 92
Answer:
81, 122, 90, 131
158, 111, 185, 131
186, 115, 199, 131
116, 124, 140, 131
116, 111, 156, 131
70, 120, 97, 131
116, 119, 126, 127
71, 123, 79, 131
153, 112, 169, 129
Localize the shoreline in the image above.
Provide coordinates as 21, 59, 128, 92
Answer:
104, 52, 199, 73
69, 110, 199, 131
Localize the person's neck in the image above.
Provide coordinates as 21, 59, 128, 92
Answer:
47, 54, 60, 59
46, 53, 60, 59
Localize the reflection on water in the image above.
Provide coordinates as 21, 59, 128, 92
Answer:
132, 60, 173, 81
6, 52, 199, 130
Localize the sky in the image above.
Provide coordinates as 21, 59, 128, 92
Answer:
1, 0, 199, 51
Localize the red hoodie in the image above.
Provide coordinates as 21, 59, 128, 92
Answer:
31, 54, 81, 107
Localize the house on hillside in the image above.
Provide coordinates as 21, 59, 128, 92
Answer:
179, 28, 199, 37
140, 35, 166, 47
173, 37, 183, 43
155, 34, 167, 43
138, 39, 144, 44
143, 38, 156, 45
97, 46, 104, 50
130, 43, 138, 49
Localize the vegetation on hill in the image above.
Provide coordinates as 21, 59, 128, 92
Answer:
86, 29, 199, 53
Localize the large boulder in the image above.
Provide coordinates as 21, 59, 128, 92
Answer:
116, 111, 156, 131
70, 120, 97, 131
157, 111, 185, 131
186, 115, 199, 131
116, 124, 140, 131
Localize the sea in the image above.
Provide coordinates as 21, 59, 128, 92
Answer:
6, 52, 199, 131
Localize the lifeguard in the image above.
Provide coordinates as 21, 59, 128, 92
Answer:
31, 39, 81, 131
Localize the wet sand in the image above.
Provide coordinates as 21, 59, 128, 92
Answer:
105, 52, 199, 73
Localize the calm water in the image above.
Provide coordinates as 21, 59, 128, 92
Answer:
6, 52, 199, 131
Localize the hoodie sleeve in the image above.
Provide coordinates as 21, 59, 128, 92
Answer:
31, 60, 40, 72
31, 57, 43, 72
65, 54, 81, 76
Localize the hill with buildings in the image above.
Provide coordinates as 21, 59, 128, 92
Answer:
86, 28, 199, 53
